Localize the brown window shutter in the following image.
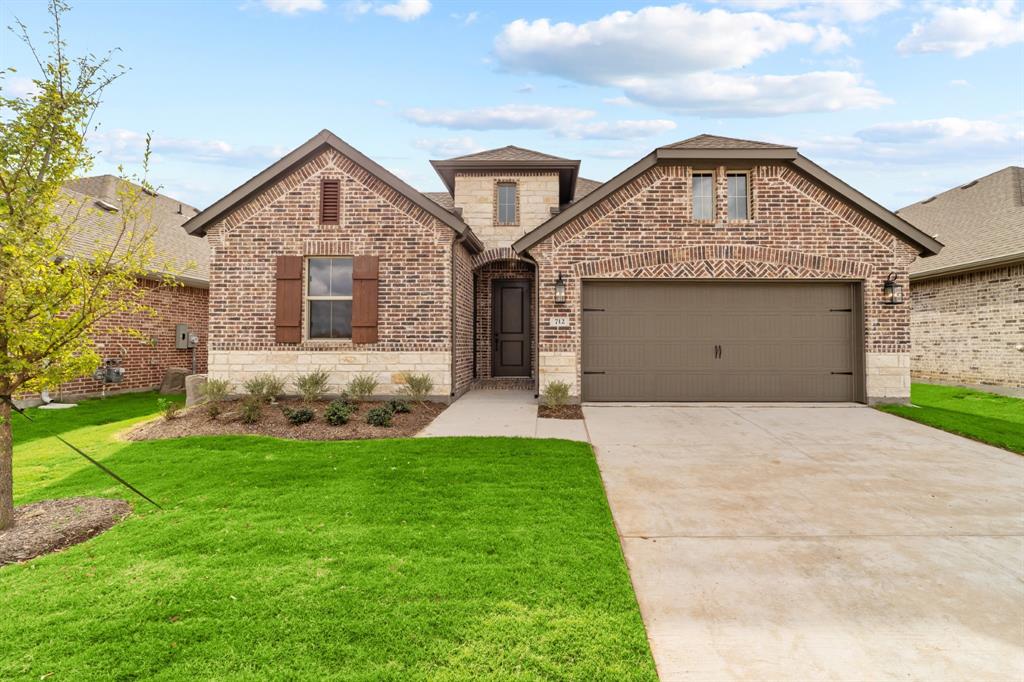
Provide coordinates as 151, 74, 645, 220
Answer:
320, 179, 340, 225
352, 255, 379, 344
275, 255, 303, 344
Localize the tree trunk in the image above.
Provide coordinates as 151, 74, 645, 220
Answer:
0, 400, 13, 530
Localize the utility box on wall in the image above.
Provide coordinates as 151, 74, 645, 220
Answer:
176, 324, 197, 350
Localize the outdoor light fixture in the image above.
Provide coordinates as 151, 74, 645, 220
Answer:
882, 272, 904, 305
554, 272, 567, 304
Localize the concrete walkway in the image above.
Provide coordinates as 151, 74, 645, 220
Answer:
417, 390, 588, 441
586, 404, 1024, 681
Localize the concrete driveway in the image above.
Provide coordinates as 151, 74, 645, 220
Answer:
585, 404, 1024, 681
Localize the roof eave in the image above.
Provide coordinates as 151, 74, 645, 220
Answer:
910, 253, 1024, 281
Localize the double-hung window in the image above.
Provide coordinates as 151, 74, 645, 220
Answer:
307, 257, 353, 339
692, 172, 714, 221
727, 172, 749, 221
496, 182, 518, 225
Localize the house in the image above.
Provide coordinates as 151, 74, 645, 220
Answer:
897, 167, 1023, 395
183, 130, 941, 404
28, 176, 210, 403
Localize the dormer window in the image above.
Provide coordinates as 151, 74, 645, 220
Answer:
496, 182, 518, 226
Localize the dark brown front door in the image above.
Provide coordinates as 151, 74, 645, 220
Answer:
492, 280, 531, 377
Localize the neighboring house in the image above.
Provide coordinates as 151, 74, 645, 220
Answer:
897, 167, 1024, 395
26, 176, 209, 403
183, 130, 941, 404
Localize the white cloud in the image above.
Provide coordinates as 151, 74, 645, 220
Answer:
412, 136, 481, 157
855, 117, 1021, 146
949, 79, 969, 87
90, 129, 287, 167
557, 119, 677, 140
616, 70, 889, 116
719, 1, 900, 23
404, 104, 596, 130
376, 0, 430, 21
2, 75, 41, 99
897, 2, 1023, 57
452, 10, 479, 26
494, 5, 818, 83
261, 0, 325, 14
603, 96, 635, 106
494, 4, 885, 117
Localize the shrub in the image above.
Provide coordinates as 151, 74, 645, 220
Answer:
294, 369, 330, 403
386, 399, 411, 414
240, 397, 262, 424
542, 380, 571, 408
346, 373, 378, 402
244, 374, 285, 404
283, 407, 314, 425
398, 372, 434, 403
366, 406, 392, 427
157, 397, 181, 421
325, 399, 353, 426
201, 379, 232, 418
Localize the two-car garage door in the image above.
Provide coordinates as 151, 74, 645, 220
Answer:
581, 281, 862, 402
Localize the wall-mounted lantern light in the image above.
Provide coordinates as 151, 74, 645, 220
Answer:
554, 272, 567, 304
882, 272, 904, 305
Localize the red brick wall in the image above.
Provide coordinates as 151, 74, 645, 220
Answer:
452, 241, 475, 396
527, 163, 919, 396
911, 263, 1024, 391
207, 147, 454, 355
474, 259, 536, 379
30, 278, 208, 401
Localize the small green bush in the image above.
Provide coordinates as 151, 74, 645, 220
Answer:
283, 407, 314, 425
346, 373, 378, 402
201, 379, 232, 418
240, 397, 262, 424
294, 369, 330, 403
244, 374, 285, 404
366, 406, 392, 427
541, 380, 571, 408
386, 399, 411, 414
325, 399, 353, 426
398, 372, 433, 403
157, 397, 180, 421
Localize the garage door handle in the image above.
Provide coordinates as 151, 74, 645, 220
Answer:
714, 344, 722, 359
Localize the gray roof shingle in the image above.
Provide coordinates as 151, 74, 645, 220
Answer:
661, 134, 794, 150
59, 175, 209, 286
442, 145, 571, 162
898, 167, 1024, 277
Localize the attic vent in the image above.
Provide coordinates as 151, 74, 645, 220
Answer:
959, 180, 978, 189
141, 187, 158, 197
94, 199, 119, 212
320, 178, 340, 225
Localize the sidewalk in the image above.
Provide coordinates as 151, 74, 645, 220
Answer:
418, 390, 588, 441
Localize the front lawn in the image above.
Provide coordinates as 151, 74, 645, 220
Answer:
2, 394, 655, 680
876, 383, 1024, 454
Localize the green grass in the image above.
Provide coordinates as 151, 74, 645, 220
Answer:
877, 383, 1024, 454
2, 394, 655, 680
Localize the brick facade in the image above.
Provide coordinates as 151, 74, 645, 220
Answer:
528, 163, 918, 402
911, 263, 1024, 393
206, 147, 457, 396
28, 278, 208, 402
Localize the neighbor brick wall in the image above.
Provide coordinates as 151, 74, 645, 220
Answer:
205, 147, 456, 396
24, 278, 208, 402
528, 163, 919, 401
911, 263, 1024, 391
454, 171, 559, 249
474, 259, 536, 380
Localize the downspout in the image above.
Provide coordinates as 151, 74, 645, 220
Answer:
519, 250, 541, 399
450, 232, 469, 401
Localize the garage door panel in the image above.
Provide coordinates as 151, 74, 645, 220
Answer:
582, 281, 858, 402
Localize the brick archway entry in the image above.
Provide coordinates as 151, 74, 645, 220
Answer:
473, 251, 536, 384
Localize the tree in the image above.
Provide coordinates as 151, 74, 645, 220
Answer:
0, 1, 165, 529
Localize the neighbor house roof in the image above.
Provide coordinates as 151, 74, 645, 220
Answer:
513, 134, 943, 257
897, 167, 1024, 279
430, 145, 581, 205
182, 129, 483, 253
59, 175, 209, 288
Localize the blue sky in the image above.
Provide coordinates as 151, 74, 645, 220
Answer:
2, 0, 1022, 210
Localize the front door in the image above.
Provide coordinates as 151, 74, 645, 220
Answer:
492, 280, 531, 377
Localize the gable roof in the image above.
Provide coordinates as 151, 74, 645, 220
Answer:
513, 134, 943, 257
430, 147, 581, 205
898, 166, 1024, 279
182, 129, 482, 253
444, 145, 571, 162
60, 176, 209, 287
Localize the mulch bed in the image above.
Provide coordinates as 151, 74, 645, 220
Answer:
537, 404, 584, 420
0, 497, 131, 567
128, 399, 447, 441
